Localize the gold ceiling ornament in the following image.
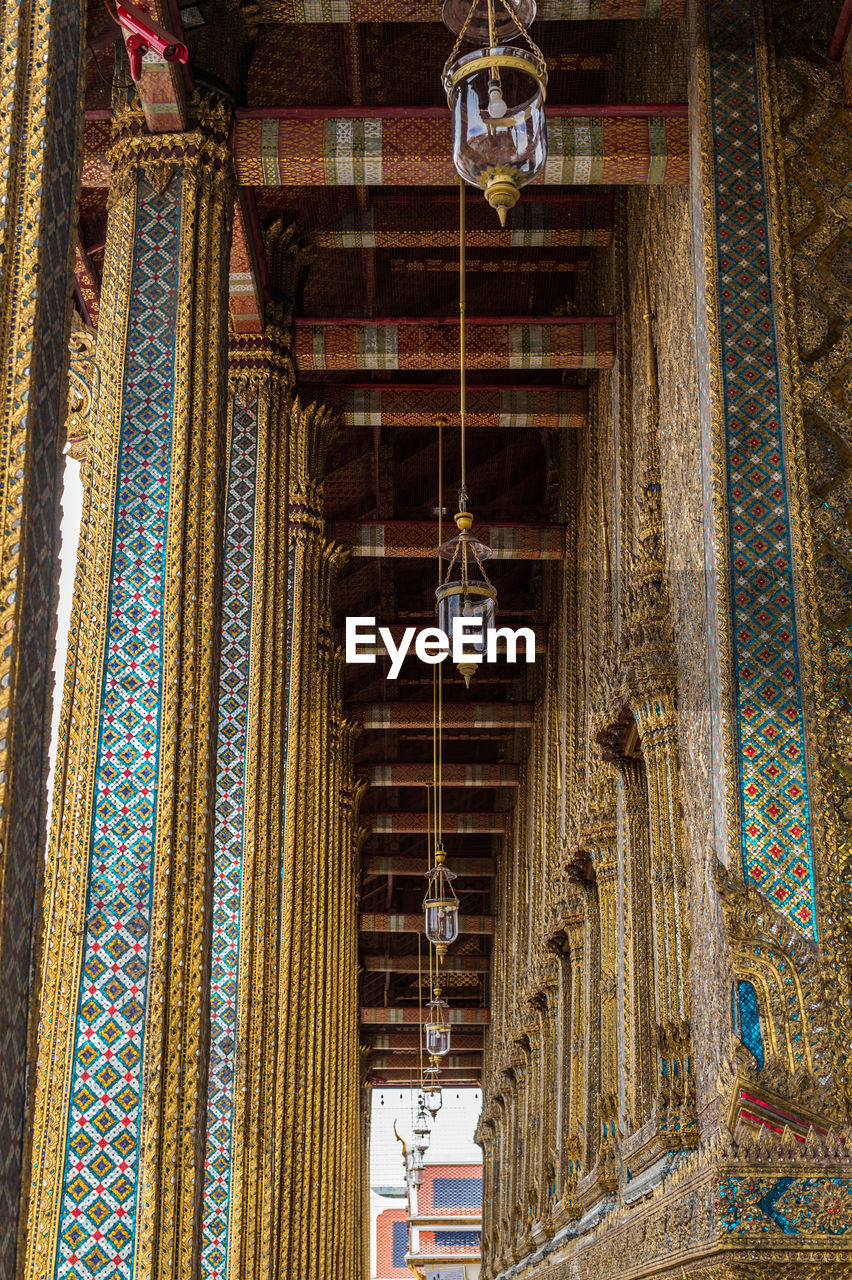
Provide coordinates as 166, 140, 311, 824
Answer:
442, 0, 547, 225
436, 182, 497, 687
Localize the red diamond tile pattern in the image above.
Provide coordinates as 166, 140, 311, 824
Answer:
708, 0, 815, 934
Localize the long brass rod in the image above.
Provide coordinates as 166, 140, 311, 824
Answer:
459, 179, 467, 496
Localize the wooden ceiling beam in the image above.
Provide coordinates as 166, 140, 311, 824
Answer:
368, 763, 518, 787
334, 519, 566, 559
300, 383, 587, 430
232, 107, 687, 187
362, 952, 490, 972
366, 1032, 484, 1050
360, 913, 494, 934
356, 702, 531, 729
363, 855, 496, 878
229, 192, 267, 335
362, 813, 505, 835
292, 315, 613, 371
312, 196, 612, 249
257, 0, 684, 20
359, 1006, 490, 1025
370, 1054, 482, 1070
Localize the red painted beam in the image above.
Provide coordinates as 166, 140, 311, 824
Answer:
363, 813, 505, 835
232, 111, 688, 187
335, 520, 566, 560
368, 763, 518, 787
362, 952, 490, 973
371, 1054, 482, 1070
229, 191, 265, 335
293, 317, 615, 372
359, 1006, 490, 1025
363, 856, 496, 879
257, 0, 685, 19
360, 913, 494, 934
829, 0, 852, 57
74, 236, 100, 330
366, 1032, 484, 1050
304, 383, 587, 430
311, 200, 612, 249
357, 702, 531, 729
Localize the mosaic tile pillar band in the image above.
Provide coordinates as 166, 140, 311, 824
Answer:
200, 342, 292, 1280
0, 1, 86, 1270
691, 0, 821, 937
25, 98, 234, 1280
273, 398, 362, 1280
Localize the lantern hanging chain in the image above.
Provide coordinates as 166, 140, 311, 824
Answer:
435, 421, 443, 856
487, 0, 496, 48
427, 774, 433, 872
447, 0, 480, 70
459, 178, 467, 507
496, 0, 546, 73
418, 929, 424, 1086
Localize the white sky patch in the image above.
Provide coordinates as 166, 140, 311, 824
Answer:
47, 455, 84, 836
370, 1087, 482, 1187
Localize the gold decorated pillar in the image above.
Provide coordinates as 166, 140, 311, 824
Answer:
623, 281, 694, 1151
578, 794, 619, 1199
0, 0, 86, 1267
199, 325, 293, 1280
25, 93, 234, 1280
273, 396, 359, 1280
629, 682, 693, 1143
617, 758, 654, 1133
557, 887, 588, 1221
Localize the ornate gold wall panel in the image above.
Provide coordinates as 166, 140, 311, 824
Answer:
774, 5, 852, 1105
0, 1, 86, 1270
477, 2, 852, 1276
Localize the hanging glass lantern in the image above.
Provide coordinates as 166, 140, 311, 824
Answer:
436, 498, 497, 687
423, 1064, 444, 1118
442, 0, 547, 225
423, 841, 460, 957
425, 987, 452, 1057
413, 1100, 432, 1153
408, 1149, 424, 1189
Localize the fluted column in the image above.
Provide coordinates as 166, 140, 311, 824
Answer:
26, 94, 234, 1280
624, 282, 693, 1149
559, 896, 586, 1220
630, 684, 694, 1144
199, 329, 293, 1280
574, 807, 616, 1202
274, 396, 354, 1280
329, 692, 363, 1280
0, 1, 86, 1266
618, 759, 654, 1133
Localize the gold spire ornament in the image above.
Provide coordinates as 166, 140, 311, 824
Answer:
442, 0, 547, 224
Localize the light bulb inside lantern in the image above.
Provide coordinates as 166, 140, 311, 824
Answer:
487, 76, 507, 118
